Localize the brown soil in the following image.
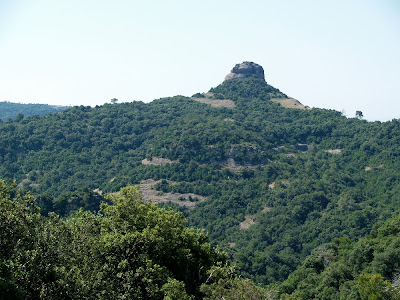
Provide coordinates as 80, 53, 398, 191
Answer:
270, 98, 309, 110
262, 206, 272, 213
17, 170, 39, 189
325, 149, 342, 154
365, 164, 384, 171
191, 93, 235, 108
93, 188, 103, 195
192, 98, 235, 108
139, 179, 206, 209
141, 157, 178, 165
239, 215, 256, 230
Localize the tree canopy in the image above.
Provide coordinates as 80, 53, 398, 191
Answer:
1, 180, 251, 299
0, 77, 399, 298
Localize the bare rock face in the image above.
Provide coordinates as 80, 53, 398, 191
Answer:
224, 61, 265, 82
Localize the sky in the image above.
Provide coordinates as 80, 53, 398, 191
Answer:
0, 0, 399, 121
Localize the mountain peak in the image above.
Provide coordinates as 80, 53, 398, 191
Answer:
224, 61, 265, 82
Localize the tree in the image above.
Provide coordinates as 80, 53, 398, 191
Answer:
356, 111, 363, 119
358, 273, 400, 300
97, 186, 229, 298
0, 183, 233, 299
201, 277, 276, 300
15, 113, 24, 122
111, 98, 118, 104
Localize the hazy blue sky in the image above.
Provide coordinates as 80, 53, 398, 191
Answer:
1, 0, 399, 121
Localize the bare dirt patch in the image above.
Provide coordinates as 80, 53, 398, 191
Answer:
17, 170, 39, 189
93, 188, 103, 195
191, 93, 235, 108
325, 149, 342, 154
270, 98, 309, 110
223, 158, 241, 172
192, 98, 235, 108
262, 206, 272, 213
141, 157, 178, 166
271, 180, 290, 188
365, 164, 384, 172
17, 178, 29, 189
222, 158, 261, 172
273, 146, 285, 151
239, 207, 272, 230
139, 179, 206, 209
239, 215, 256, 230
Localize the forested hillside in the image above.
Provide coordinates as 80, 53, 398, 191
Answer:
279, 210, 400, 299
0, 101, 69, 120
1, 75, 399, 298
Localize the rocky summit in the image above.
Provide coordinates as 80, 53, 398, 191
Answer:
224, 61, 265, 82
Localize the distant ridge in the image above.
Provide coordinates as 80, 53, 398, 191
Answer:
0, 101, 70, 120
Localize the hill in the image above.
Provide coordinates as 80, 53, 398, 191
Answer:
0, 63, 399, 295
0, 101, 69, 120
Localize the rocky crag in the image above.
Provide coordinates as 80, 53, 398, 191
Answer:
224, 61, 265, 81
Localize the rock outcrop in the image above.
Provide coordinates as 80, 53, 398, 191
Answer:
224, 61, 265, 81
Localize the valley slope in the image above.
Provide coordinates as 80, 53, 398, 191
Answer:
1, 73, 399, 290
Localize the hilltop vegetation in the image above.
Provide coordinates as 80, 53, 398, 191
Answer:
1, 76, 400, 298
0, 101, 69, 120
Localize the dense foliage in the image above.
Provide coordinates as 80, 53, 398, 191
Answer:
0, 77, 399, 296
1, 180, 258, 299
0, 101, 69, 120
279, 210, 400, 299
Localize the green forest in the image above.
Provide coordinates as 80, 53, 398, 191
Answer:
0, 101, 69, 121
1, 77, 399, 299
